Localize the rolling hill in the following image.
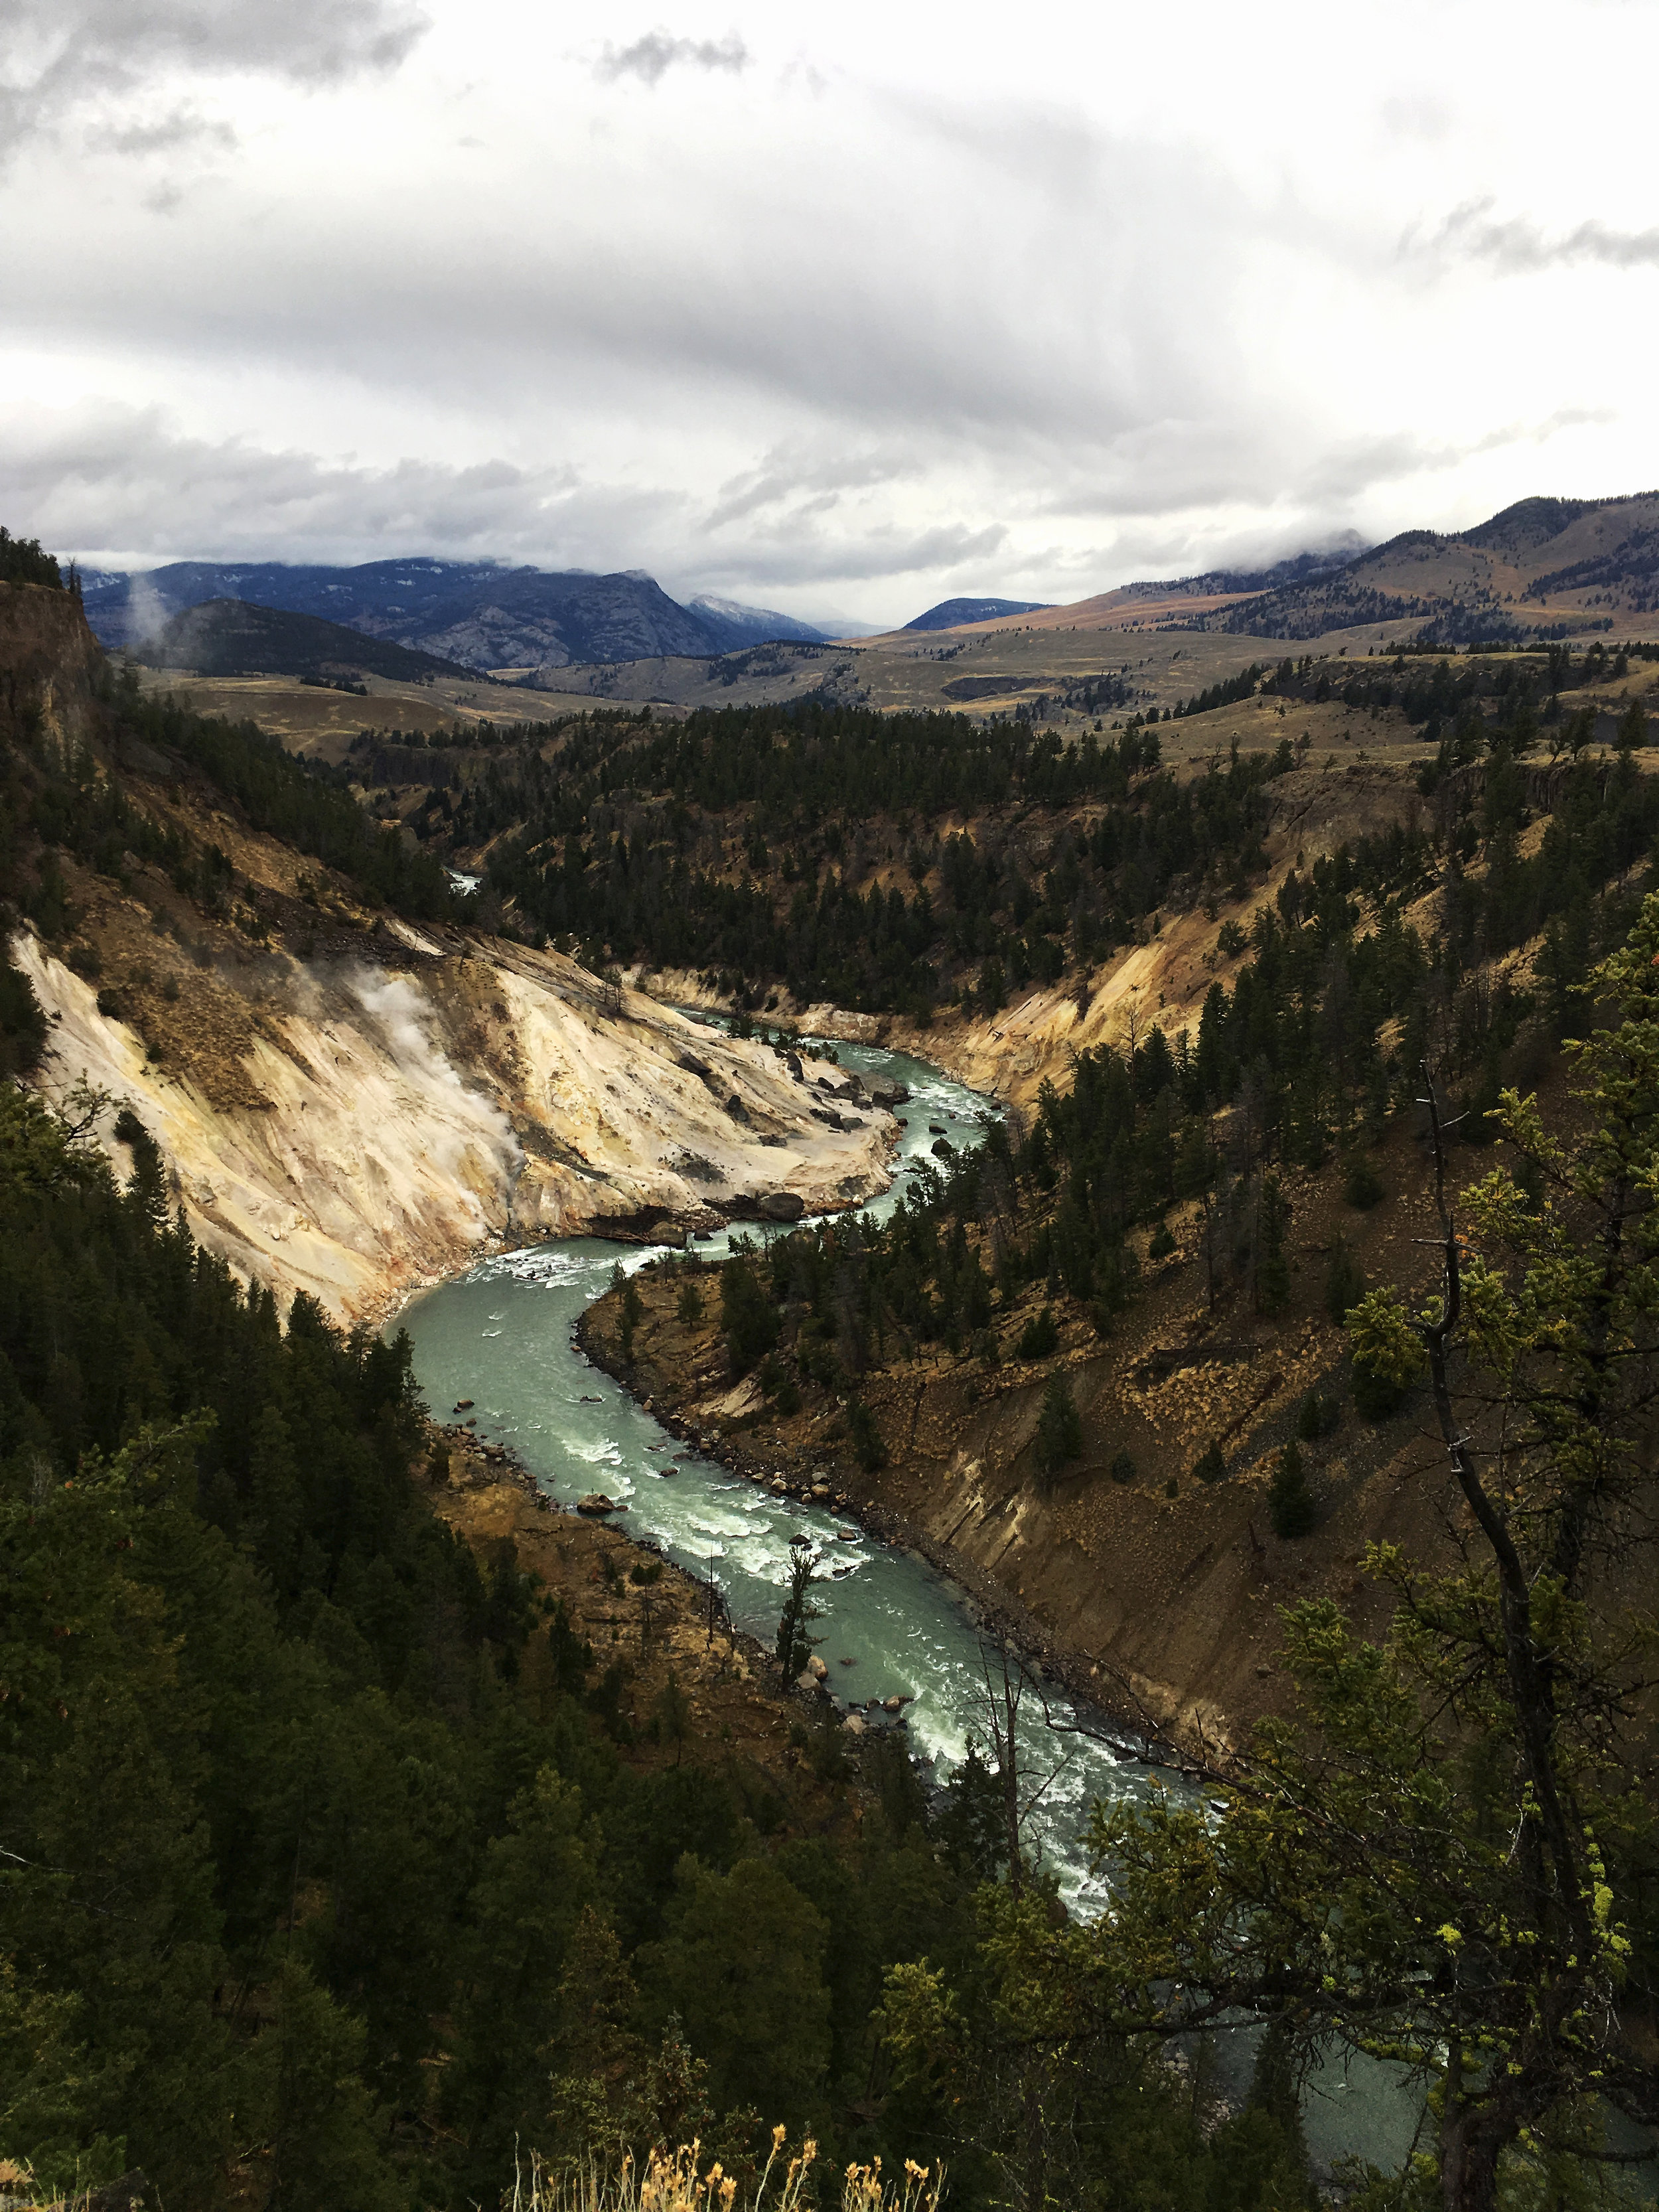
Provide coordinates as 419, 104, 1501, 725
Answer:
139, 597, 479, 683
904, 595, 1053, 630
1189, 490, 1659, 642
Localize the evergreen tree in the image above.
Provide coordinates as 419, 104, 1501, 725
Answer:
774, 1545, 818, 1682
1035, 1374, 1083, 1481
1323, 1232, 1365, 1325
847, 1396, 887, 1472
1084, 894, 1659, 2212
1267, 1439, 1315, 1538
1254, 1173, 1291, 1313
1191, 1439, 1226, 1485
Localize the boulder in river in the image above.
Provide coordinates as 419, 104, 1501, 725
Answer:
756, 1190, 806, 1221
575, 1492, 618, 1516
806, 1654, 829, 1680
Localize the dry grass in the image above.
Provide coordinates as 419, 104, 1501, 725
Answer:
505, 2130, 944, 2212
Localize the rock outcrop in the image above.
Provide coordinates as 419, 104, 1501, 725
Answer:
17, 925, 897, 1323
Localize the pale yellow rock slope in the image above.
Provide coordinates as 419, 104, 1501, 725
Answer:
16, 926, 895, 1325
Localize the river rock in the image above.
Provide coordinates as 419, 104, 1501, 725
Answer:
757, 1191, 806, 1221
806, 1654, 829, 1680
575, 1492, 618, 1515
841, 1712, 867, 1735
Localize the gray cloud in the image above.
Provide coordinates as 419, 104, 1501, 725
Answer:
1428, 198, 1659, 273
1, 0, 427, 151
3, 9, 1652, 621
87, 109, 239, 156
593, 29, 750, 85
0, 405, 589, 564
0, 401, 1012, 605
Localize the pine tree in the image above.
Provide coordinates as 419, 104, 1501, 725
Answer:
1267, 1439, 1315, 1538
1255, 1174, 1291, 1313
1192, 1439, 1226, 1485
774, 1545, 819, 1682
1035, 1374, 1084, 1482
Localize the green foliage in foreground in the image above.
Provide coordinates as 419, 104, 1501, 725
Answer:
914, 895, 1659, 2212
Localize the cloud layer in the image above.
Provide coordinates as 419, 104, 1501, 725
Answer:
3, 0, 1658, 621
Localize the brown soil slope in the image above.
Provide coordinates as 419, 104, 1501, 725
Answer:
581, 1118, 1463, 1759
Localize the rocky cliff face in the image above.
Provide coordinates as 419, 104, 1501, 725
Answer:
18, 925, 897, 1325
3, 580, 895, 1323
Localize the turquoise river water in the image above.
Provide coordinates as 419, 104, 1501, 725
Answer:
396, 1025, 1421, 2173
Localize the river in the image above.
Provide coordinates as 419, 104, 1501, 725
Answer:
396, 1025, 1421, 2172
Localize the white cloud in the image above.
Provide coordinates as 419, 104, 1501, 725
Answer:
2, 0, 1658, 622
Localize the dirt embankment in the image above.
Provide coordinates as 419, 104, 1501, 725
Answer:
578, 1124, 1469, 1757
419, 1419, 878, 1822
19, 913, 899, 1326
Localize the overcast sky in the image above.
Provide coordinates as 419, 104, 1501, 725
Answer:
2, 0, 1657, 624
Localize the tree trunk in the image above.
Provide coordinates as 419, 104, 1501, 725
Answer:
1440, 2101, 1504, 2212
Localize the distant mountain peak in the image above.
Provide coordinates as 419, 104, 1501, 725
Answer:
902, 596, 1053, 632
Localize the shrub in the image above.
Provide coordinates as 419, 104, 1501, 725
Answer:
1015, 1305, 1059, 1360
1342, 1149, 1385, 1209
1149, 1220, 1177, 1260
1109, 1449, 1136, 1485
1192, 1440, 1226, 1486
1268, 1440, 1317, 1539
847, 1397, 887, 1473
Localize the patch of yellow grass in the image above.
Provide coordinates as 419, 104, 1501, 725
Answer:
506, 2128, 944, 2212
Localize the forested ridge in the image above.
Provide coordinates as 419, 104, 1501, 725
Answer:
358, 642, 1655, 1019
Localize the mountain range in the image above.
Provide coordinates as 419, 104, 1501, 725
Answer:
75, 491, 1659, 688
80, 558, 851, 672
